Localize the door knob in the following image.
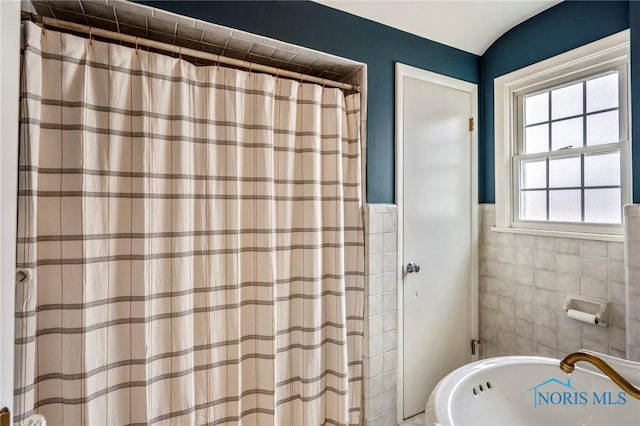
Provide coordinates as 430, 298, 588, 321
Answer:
406, 261, 420, 273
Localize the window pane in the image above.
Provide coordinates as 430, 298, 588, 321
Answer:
584, 151, 620, 187
525, 92, 549, 125
585, 188, 621, 224
521, 190, 547, 221
551, 117, 583, 150
552, 83, 583, 119
522, 160, 546, 189
525, 124, 549, 154
587, 72, 618, 113
549, 156, 580, 188
587, 110, 619, 145
549, 190, 581, 222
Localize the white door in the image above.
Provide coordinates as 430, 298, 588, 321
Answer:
396, 63, 478, 419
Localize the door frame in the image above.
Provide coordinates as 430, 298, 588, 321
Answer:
394, 62, 479, 422
1, 0, 21, 421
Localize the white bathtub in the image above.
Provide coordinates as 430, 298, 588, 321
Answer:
426, 351, 640, 426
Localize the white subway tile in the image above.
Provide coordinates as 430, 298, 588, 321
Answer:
499, 280, 515, 299
534, 288, 557, 310
557, 238, 580, 254
515, 336, 535, 355
382, 312, 397, 333
534, 269, 557, 290
382, 292, 396, 314
369, 274, 382, 297
382, 371, 396, 393
515, 318, 535, 341
608, 242, 624, 260
556, 253, 580, 275
498, 330, 515, 354
382, 330, 397, 352
497, 232, 515, 247
367, 336, 383, 359
515, 301, 535, 322
382, 233, 397, 253
609, 260, 624, 282
482, 307, 497, 328
516, 266, 535, 286
383, 350, 396, 373
580, 277, 608, 300
498, 262, 517, 281
581, 257, 608, 281
535, 343, 558, 358
368, 233, 383, 255
535, 250, 556, 271
516, 247, 535, 266
369, 254, 383, 275
382, 272, 396, 293
581, 240, 608, 258
369, 295, 382, 317
498, 246, 516, 264
534, 306, 557, 329
535, 325, 558, 349
367, 356, 384, 379
382, 252, 396, 273
499, 296, 515, 316
366, 374, 383, 397
516, 284, 534, 303
515, 234, 537, 249
610, 327, 626, 351
536, 236, 556, 252
556, 273, 581, 294
482, 276, 498, 294
382, 213, 397, 233
369, 214, 383, 235
369, 315, 383, 337
382, 390, 396, 413
582, 323, 609, 347
498, 311, 515, 333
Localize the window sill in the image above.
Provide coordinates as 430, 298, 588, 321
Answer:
490, 226, 624, 242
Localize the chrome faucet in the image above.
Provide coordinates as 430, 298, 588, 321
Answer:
560, 351, 640, 399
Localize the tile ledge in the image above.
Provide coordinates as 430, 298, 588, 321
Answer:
490, 226, 624, 242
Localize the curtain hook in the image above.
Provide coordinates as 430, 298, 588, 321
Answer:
88, 27, 93, 46
41, 24, 46, 37
275, 69, 279, 80
249, 62, 252, 75
215, 55, 220, 70
135, 37, 139, 55
179, 47, 182, 60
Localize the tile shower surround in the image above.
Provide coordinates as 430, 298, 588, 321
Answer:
479, 204, 627, 359
363, 204, 398, 426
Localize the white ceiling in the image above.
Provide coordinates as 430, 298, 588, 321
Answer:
314, 0, 561, 55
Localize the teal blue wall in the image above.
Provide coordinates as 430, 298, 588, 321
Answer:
140, 1, 637, 204
138, 0, 480, 204
480, 1, 630, 203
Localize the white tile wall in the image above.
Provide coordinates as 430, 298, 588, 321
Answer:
624, 205, 640, 361
479, 204, 626, 359
363, 204, 398, 426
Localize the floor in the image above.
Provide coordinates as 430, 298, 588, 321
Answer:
399, 412, 425, 426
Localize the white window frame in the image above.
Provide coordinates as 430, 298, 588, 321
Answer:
494, 30, 631, 241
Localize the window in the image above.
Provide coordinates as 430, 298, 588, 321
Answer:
494, 31, 630, 238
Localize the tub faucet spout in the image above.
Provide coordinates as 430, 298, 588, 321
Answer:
560, 351, 640, 400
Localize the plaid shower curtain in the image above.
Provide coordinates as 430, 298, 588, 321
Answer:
15, 21, 364, 426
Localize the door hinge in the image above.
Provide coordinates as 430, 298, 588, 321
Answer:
469, 117, 475, 132
471, 339, 481, 356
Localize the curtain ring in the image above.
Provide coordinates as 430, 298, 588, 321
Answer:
88, 27, 93, 46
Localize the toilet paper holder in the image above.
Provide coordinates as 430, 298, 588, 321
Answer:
562, 295, 608, 327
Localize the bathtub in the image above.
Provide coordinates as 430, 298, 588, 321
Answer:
425, 351, 640, 426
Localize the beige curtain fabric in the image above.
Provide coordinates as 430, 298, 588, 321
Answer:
15, 22, 364, 426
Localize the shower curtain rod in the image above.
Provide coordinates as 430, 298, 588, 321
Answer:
25, 13, 360, 92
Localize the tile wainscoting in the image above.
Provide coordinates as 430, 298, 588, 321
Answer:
479, 204, 627, 359
363, 204, 398, 426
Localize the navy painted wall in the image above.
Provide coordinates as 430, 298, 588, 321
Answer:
137, 0, 480, 204
480, 1, 630, 203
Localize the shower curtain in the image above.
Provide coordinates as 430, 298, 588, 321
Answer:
15, 22, 364, 426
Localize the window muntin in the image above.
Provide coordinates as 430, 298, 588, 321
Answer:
514, 69, 627, 226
